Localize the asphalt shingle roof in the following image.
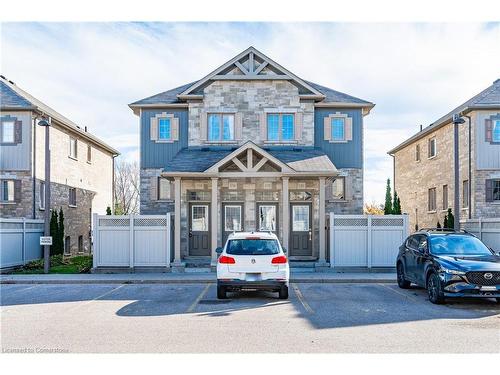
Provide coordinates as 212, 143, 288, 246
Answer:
0, 80, 34, 108
305, 80, 372, 104
163, 146, 330, 172
130, 81, 198, 106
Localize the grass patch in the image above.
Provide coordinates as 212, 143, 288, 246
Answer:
13, 255, 93, 274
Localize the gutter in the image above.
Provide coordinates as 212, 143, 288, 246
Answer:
462, 113, 472, 219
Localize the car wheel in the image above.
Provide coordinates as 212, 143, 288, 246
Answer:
427, 272, 445, 304
217, 285, 227, 299
278, 285, 289, 300
397, 262, 411, 289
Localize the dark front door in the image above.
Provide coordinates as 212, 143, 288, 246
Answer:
189, 203, 210, 256
256, 203, 278, 235
290, 203, 312, 257
222, 203, 243, 245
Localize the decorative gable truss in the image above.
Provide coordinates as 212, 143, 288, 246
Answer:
177, 47, 325, 100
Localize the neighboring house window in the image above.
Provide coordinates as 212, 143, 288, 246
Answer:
69, 187, 77, 207
266, 113, 295, 142
462, 180, 469, 208
428, 187, 436, 211
87, 145, 92, 163
494, 180, 500, 201
494, 120, 500, 142
485, 179, 500, 202
428, 138, 436, 158
64, 236, 71, 254
415, 144, 420, 161
331, 117, 345, 141
442, 184, 448, 210
158, 178, 171, 200
158, 118, 171, 140
69, 137, 77, 159
78, 235, 83, 253
1, 180, 15, 202
1, 121, 15, 143
208, 113, 235, 141
332, 177, 345, 200
40, 181, 45, 209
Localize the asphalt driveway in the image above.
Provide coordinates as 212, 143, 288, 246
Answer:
1, 283, 499, 353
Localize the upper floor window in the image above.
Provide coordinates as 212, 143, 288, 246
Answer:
494, 120, 500, 142
428, 138, 436, 158
69, 137, 77, 159
158, 118, 171, 140
331, 118, 345, 141
331, 177, 345, 200
428, 187, 436, 212
69, 187, 77, 207
1, 180, 15, 202
208, 113, 234, 141
1, 121, 15, 143
87, 145, 92, 163
415, 144, 420, 161
266, 113, 294, 142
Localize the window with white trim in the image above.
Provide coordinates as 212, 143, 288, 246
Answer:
331, 117, 345, 141
87, 144, 92, 163
158, 178, 171, 200
1, 121, 14, 143
332, 177, 345, 200
208, 113, 235, 141
1, 180, 15, 202
494, 120, 500, 142
69, 137, 77, 159
158, 118, 172, 140
266, 113, 294, 141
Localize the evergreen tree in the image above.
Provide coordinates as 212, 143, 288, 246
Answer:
392, 191, 401, 214
443, 215, 448, 229
436, 221, 442, 230
446, 208, 455, 229
58, 207, 65, 254
106, 206, 112, 215
384, 179, 393, 215
50, 210, 59, 255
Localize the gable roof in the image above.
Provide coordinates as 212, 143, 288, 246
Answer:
129, 46, 374, 114
163, 144, 337, 173
0, 76, 119, 155
388, 78, 500, 155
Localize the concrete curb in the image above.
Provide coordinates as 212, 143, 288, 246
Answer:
0, 276, 396, 285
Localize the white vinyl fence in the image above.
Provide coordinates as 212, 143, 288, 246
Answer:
93, 214, 172, 269
329, 214, 409, 268
461, 218, 500, 251
1, 218, 44, 268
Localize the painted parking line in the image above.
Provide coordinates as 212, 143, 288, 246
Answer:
186, 283, 212, 313
68, 284, 125, 311
377, 283, 420, 303
292, 283, 314, 314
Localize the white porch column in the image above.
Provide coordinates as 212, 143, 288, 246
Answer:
282, 177, 289, 252
211, 177, 219, 265
173, 177, 182, 266
318, 176, 327, 265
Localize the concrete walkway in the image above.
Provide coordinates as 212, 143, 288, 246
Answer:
0, 271, 396, 284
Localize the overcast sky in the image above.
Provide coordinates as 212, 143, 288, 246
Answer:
1, 22, 499, 204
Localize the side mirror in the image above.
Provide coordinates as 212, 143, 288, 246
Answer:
215, 247, 223, 254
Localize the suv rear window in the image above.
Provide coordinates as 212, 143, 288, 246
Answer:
226, 239, 280, 255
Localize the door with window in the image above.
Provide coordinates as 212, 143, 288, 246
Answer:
189, 204, 210, 256
256, 203, 278, 235
222, 203, 243, 245
290, 203, 312, 257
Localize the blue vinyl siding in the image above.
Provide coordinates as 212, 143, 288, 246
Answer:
314, 108, 363, 169
140, 109, 188, 169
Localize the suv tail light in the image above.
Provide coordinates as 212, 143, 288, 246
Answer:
272, 255, 287, 264
219, 255, 236, 264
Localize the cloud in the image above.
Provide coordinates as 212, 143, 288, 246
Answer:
2, 22, 499, 203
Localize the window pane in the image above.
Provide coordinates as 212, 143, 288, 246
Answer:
208, 114, 220, 141
3, 180, 14, 201
158, 118, 171, 140
192, 206, 208, 231
331, 118, 345, 140
282, 114, 294, 140
225, 205, 241, 231
494, 180, 500, 201
259, 206, 276, 231
222, 114, 234, 140
267, 114, 279, 141
226, 239, 279, 255
158, 178, 170, 200
2, 122, 14, 142
494, 120, 500, 142
292, 205, 310, 231
70, 138, 77, 158
332, 178, 345, 199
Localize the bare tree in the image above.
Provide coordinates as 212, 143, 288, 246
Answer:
114, 159, 139, 215
364, 201, 384, 215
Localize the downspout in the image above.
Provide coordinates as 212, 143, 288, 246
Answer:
32, 114, 36, 219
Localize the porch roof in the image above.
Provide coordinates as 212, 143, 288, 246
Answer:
163, 146, 336, 173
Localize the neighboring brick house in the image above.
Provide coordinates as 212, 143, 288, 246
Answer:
0, 76, 119, 254
129, 47, 374, 268
388, 79, 500, 231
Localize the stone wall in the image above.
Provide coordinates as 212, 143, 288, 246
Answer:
0, 171, 33, 218
474, 169, 500, 217
326, 168, 364, 214
140, 168, 175, 215
188, 80, 315, 146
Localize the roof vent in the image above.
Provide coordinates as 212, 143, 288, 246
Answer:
8, 80, 15, 85
0, 75, 5, 80
85, 126, 87, 132
420, 124, 423, 131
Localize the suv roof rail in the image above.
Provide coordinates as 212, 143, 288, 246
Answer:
418, 227, 470, 234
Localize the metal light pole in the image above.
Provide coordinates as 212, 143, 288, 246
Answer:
452, 115, 465, 232
38, 118, 51, 274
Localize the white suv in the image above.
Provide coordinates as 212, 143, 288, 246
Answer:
216, 231, 290, 299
